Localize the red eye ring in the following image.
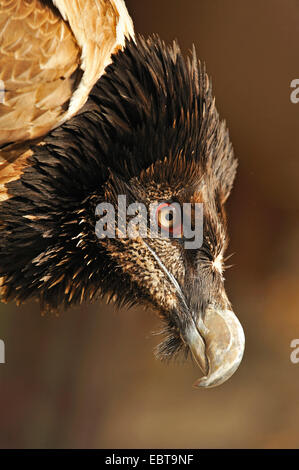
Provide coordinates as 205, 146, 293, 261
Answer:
155, 202, 182, 236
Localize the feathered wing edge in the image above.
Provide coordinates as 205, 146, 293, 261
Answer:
52, 0, 135, 122
0, 0, 135, 201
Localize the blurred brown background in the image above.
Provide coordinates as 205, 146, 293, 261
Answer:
0, 0, 299, 449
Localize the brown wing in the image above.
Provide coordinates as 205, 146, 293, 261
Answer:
0, 0, 134, 199
0, 0, 81, 147
50, 0, 134, 122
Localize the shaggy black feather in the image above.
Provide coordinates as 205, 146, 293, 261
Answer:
0, 36, 236, 359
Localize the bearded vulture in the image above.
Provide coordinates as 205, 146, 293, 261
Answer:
0, 0, 245, 388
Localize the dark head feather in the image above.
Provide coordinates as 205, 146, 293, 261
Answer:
0, 36, 237, 367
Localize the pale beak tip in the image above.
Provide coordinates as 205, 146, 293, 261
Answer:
192, 378, 209, 389
187, 307, 245, 390
192, 374, 218, 389
192, 374, 229, 389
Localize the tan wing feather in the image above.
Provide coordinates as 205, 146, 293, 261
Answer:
0, 0, 134, 199
0, 0, 81, 146
52, 0, 134, 120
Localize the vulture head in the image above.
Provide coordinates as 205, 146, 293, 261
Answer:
0, 36, 244, 388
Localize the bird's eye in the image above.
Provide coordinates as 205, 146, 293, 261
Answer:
156, 202, 182, 236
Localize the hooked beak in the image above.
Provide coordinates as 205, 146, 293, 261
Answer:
183, 306, 245, 388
